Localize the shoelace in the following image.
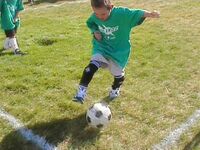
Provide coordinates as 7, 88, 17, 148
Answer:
78, 87, 87, 97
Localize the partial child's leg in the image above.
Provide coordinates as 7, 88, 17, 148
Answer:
74, 60, 100, 103
79, 60, 100, 87
108, 60, 125, 99
112, 75, 125, 90
4, 30, 15, 50
109, 75, 125, 99
3, 38, 11, 50
4, 29, 24, 55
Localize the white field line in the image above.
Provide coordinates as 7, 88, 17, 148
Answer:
0, 108, 57, 150
24, 0, 89, 11
152, 109, 200, 150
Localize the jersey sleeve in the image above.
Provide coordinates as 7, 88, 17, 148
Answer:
0, 0, 2, 12
124, 8, 145, 28
86, 15, 99, 33
16, 0, 24, 12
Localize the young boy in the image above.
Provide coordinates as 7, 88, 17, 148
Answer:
0, 0, 24, 55
74, 0, 160, 104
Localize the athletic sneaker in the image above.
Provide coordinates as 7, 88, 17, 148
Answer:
73, 85, 87, 104
14, 49, 25, 56
109, 88, 120, 100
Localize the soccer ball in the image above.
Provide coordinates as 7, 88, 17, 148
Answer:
86, 102, 112, 128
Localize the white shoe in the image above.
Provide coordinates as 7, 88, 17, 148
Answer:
73, 85, 87, 104
109, 88, 120, 100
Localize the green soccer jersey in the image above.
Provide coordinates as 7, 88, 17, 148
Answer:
0, 0, 24, 30
87, 7, 145, 68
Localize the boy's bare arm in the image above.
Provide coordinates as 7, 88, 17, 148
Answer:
94, 31, 102, 41
143, 10, 160, 18
14, 12, 20, 22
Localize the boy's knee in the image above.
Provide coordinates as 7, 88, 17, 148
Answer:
84, 62, 99, 75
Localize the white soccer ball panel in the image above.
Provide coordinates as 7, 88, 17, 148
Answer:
86, 102, 112, 128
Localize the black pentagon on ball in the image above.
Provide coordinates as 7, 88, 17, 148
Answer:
108, 114, 112, 120
96, 124, 104, 128
86, 116, 91, 123
95, 110, 103, 118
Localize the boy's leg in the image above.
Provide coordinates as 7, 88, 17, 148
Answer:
3, 30, 15, 50
3, 38, 11, 50
79, 60, 100, 87
4, 29, 24, 55
109, 75, 125, 99
108, 60, 125, 99
112, 75, 125, 90
74, 60, 100, 104
5, 29, 15, 38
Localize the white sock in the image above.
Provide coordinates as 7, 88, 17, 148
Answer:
9, 37, 19, 51
3, 38, 11, 50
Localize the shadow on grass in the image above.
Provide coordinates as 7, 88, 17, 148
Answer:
0, 53, 15, 56
101, 96, 118, 105
0, 51, 27, 56
101, 96, 111, 104
0, 113, 100, 150
184, 131, 200, 150
0, 49, 14, 56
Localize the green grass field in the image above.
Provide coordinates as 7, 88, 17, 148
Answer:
0, 0, 200, 149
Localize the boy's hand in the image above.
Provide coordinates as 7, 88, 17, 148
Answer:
14, 13, 20, 23
94, 31, 102, 41
144, 10, 160, 18
150, 11, 160, 18
13, 17, 19, 23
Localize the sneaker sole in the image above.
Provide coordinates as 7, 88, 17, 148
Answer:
73, 97, 84, 104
